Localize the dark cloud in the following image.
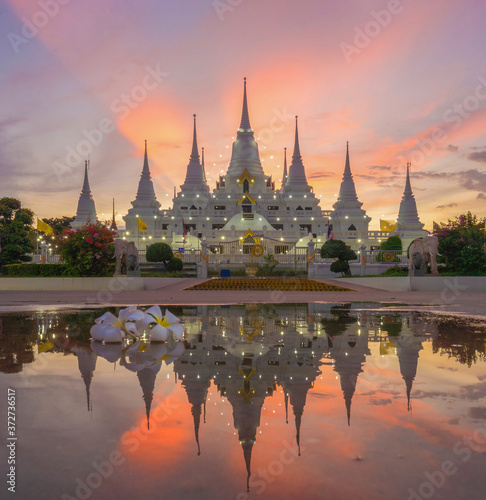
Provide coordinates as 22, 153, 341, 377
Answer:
436, 203, 458, 209
439, 144, 458, 152
369, 398, 393, 406
468, 407, 486, 419
478, 193, 486, 200
368, 165, 393, 171
467, 150, 486, 163
307, 171, 334, 180
457, 169, 486, 191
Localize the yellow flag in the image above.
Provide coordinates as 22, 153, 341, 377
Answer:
380, 220, 397, 232
38, 340, 54, 353
37, 219, 54, 235
138, 217, 148, 231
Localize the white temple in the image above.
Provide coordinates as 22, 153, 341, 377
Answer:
72, 79, 427, 249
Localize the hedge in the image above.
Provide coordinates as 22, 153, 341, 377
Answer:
1, 263, 73, 277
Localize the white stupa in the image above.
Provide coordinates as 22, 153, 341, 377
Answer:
330, 142, 371, 239
395, 162, 427, 246
71, 161, 97, 229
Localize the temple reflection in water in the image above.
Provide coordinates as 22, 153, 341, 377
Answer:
1, 304, 485, 495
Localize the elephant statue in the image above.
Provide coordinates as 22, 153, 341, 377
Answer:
114, 239, 139, 276
408, 236, 439, 276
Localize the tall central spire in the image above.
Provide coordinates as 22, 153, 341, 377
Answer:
239, 77, 251, 131
226, 78, 264, 178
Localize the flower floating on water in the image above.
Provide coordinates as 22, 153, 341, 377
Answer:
90, 307, 145, 343
144, 306, 185, 341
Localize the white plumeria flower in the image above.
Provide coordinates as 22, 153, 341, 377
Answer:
144, 306, 185, 341
90, 312, 125, 343
119, 306, 146, 336
90, 307, 145, 343
157, 342, 185, 365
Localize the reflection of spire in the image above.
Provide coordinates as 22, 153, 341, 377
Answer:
283, 380, 310, 455
242, 439, 254, 493
137, 368, 157, 430
285, 390, 289, 424
82, 372, 92, 412
329, 330, 368, 427
191, 404, 202, 456
395, 333, 423, 412
179, 369, 211, 456
72, 347, 97, 413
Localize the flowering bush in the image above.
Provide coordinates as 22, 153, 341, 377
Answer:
436, 212, 486, 275
57, 222, 116, 276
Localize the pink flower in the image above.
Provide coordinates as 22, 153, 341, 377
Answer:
86, 238, 93, 244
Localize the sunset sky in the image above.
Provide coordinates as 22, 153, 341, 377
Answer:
1, 0, 486, 229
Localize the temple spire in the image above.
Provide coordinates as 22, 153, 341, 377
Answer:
201, 147, 207, 183
281, 148, 288, 189
293, 116, 301, 160
239, 77, 251, 130
71, 161, 97, 228
284, 116, 310, 192
110, 198, 117, 231
344, 141, 351, 176
191, 114, 199, 160
142, 140, 150, 176
396, 161, 424, 231
404, 161, 412, 196
180, 115, 210, 193
82, 160, 91, 195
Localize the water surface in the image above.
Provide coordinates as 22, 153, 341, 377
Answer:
1, 304, 485, 500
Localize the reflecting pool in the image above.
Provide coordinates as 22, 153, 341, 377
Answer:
1, 304, 486, 500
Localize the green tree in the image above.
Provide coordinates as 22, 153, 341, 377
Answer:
57, 222, 116, 276
0, 197, 35, 266
320, 239, 357, 276
436, 212, 486, 275
166, 257, 183, 272
146, 242, 173, 265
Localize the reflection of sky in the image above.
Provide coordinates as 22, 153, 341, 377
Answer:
0, 308, 486, 499
2, 0, 486, 227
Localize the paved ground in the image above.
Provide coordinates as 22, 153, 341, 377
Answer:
1, 278, 485, 317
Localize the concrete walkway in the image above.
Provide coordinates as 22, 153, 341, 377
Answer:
0, 278, 485, 318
